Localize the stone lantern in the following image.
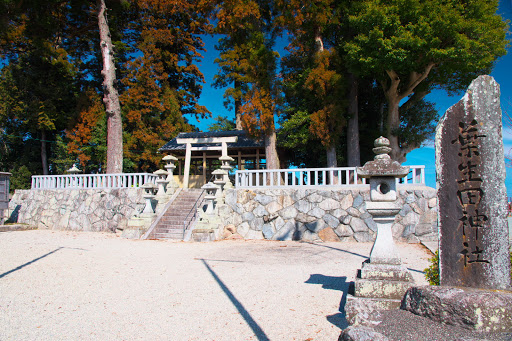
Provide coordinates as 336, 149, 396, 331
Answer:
357, 136, 410, 265
67, 164, 80, 174
212, 169, 227, 205
67, 164, 81, 187
346, 136, 415, 314
219, 155, 234, 188
162, 154, 178, 191
153, 169, 168, 199
202, 182, 218, 215
141, 183, 157, 215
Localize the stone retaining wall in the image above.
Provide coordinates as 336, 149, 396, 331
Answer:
8, 188, 145, 232
220, 186, 438, 242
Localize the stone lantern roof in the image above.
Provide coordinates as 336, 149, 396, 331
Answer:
357, 136, 409, 178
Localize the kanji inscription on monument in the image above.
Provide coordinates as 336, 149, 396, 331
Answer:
436, 75, 511, 290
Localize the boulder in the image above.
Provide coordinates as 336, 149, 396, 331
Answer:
401, 286, 512, 332
318, 227, 340, 242
338, 326, 389, 341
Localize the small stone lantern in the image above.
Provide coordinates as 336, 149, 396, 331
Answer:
162, 154, 178, 191
357, 136, 409, 265
153, 169, 168, 198
219, 155, 234, 188
212, 169, 227, 205
141, 183, 157, 214
67, 164, 81, 187
202, 182, 218, 215
67, 164, 80, 174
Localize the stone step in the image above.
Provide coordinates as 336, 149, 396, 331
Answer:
153, 233, 183, 239
151, 189, 204, 240
156, 228, 184, 233
354, 278, 414, 300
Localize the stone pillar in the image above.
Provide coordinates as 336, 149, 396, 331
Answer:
183, 143, 192, 189
436, 75, 511, 290
162, 154, 178, 192
399, 77, 512, 334
221, 141, 228, 157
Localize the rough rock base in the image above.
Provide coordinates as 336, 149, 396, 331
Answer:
345, 296, 399, 326
338, 326, 389, 341
192, 229, 215, 242
401, 285, 512, 332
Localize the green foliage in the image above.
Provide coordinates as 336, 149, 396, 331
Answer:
424, 250, 512, 286
9, 165, 32, 192
208, 116, 236, 132
424, 250, 440, 286
343, 0, 509, 160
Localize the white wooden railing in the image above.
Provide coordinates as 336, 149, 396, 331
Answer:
235, 166, 425, 188
31, 173, 158, 190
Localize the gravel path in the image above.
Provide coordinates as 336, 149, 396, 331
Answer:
0, 230, 431, 341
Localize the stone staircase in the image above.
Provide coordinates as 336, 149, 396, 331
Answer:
149, 189, 204, 240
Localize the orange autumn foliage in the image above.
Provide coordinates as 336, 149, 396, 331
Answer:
305, 50, 346, 147
66, 90, 105, 168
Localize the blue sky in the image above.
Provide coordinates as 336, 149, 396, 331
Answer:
193, 1, 512, 195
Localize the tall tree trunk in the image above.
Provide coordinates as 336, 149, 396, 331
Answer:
264, 128, 280, 170
264, 128, 280, 185
346, 73, 360, 167
386, 97, 403, 162
235, 80, 242, 130
326, 143, 337, 167
98, 0, 123, 174
41, 130, 48, 175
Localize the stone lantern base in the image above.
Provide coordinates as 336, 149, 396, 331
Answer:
345, 261, 415, 326
123, 213, 156, 239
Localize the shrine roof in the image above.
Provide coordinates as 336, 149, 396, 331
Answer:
159, 130, 264, 152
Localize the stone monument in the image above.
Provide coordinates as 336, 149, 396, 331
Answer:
436, 75, 510, 290
0, 172, 11, 224
401, 76, 512, 334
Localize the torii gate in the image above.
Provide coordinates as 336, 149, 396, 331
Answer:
176, 136, 238, 188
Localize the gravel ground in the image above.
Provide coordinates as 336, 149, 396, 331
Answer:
0, 230, 431, 341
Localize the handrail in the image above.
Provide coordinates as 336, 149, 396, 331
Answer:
31, 173, 158, 190
141, 188, 182, 240
181, 174, 215, 239
182, 189, 206, 239
235, 166, 426, 188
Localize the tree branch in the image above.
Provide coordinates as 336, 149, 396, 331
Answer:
384, 69, 400, 100
398, 62, 435, 100
399, 89, 431, 112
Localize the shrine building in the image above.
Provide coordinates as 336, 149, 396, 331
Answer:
159, 130, 265, 188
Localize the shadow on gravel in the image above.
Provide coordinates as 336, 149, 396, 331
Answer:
300, 241, 368, 259
0, 247, 63, 279
407, 267, 425, 275
199, 258, 270, 341
305, 274, 352, 330
0, 246, 88, 279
